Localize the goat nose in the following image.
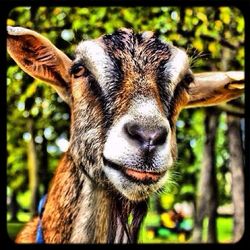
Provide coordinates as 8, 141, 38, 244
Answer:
125, 122, 168, 152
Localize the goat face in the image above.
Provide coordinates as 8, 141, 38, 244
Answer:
69, 28, 191, 201
8, 26, 242, 202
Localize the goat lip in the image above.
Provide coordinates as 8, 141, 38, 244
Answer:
103, 157, 164, 184
123, 168, 163, 183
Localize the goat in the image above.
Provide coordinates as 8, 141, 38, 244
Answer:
7, 26, 244, 243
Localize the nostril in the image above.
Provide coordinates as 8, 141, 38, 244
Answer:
124, 122, 168, 149
125, 123, 143, 143
151, 127, 168, 146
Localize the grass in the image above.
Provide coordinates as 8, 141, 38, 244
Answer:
7, 222, 24, 240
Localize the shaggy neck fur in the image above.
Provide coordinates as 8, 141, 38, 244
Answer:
41, 153, 147, 243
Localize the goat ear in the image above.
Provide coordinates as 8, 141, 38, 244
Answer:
185, 71, 244, 108
7, 26, 72, 105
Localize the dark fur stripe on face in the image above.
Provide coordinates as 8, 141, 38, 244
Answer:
102, 29, 172, 72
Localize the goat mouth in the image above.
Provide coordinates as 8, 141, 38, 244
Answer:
103, 157, 165, 185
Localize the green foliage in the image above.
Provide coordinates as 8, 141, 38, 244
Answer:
7, 6, 244, 243
140, 215, 233, 243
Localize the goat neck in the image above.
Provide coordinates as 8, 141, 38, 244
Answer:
41, 153, 147, 243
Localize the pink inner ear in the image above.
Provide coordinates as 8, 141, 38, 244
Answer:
7, 29, 72, 105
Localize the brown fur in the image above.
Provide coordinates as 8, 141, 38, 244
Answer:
15, 218, 38, 243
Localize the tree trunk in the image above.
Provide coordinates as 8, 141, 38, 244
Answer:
192, 108, 219, 243
27, 119, 39, 217
206, 109, 219, 243
227, 115, 244, 242
40, 134, 49, 194
9, 189, 18, 222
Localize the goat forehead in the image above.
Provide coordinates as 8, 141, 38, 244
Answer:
75, 29, 189, 90
101, 30, 173, 74
101, 29, 189, 80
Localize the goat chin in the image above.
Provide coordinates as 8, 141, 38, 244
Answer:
102, 158, 171, 201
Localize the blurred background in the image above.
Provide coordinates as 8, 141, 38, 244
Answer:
6, 6, 245, 243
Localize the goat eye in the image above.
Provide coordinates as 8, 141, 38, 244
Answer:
72, 65, 86, 78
